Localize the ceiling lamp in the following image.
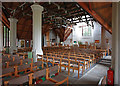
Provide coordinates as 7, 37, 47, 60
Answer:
91, 21, 94, 29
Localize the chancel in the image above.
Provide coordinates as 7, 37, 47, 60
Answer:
0, 1, 120, 85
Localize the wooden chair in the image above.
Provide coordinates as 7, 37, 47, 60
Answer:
98, 76, 106, 86
46, 65, 69, 85
32, 61, 44, 71
62, 55, 69, 60
84, 55, 93, 67
2, 63, 6, 68
29, 68, 55, 85
22, 58, 33, 64
76, 57, 88, 70
14, 63, 32, 77
0, 67, 15, 78
47, 56, 54, 67
69, 60, 84, 78
17, 52, 28, 59
2, 54, 11, 58
54, 57, 61, 65
60, 58, 69, 74
6, 59, 21, 68
42, 55, 48, 67
4, 74, 29, 85
2, 57, 13, 63
69, 55, 76, 61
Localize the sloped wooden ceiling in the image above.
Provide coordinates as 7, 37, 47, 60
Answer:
2, 2, 112, 40
77, 2, 112, 33
92, 2, 112, 27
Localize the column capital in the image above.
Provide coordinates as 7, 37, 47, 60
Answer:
31, 3, 44, 12
8, 17, 18, 23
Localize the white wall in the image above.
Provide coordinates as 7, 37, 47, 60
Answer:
73, 24, 94, 44
64, 21, 102, 47
101, 28, 112, 49
64, 32, 73, 46
93, 22, 101, 47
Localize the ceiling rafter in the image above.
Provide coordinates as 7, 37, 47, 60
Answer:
2, 11, 10, 28
19, 17, 31, 39
94, 3, 112, 10
2, 2, 112, 40
76, 1, 112, 34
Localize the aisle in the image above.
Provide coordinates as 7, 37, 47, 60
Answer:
68, 56, 111, 85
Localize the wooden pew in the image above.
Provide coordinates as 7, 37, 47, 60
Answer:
2, 54, 11, 58
1, 66, 15, 78
4, 74, 29, 85
17, 52, 28, 59
29, 68, 55, 84
46, 65, 68, 85
5, 58, 33, 68
32, 61, 44, 71
14, 63, 33, 77
2, 60, 45, 85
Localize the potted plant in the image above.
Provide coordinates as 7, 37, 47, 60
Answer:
78, 41, 83, 45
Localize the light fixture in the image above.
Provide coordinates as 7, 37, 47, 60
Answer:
49, 0, 51, 4
91, 21, 94, 29
58, 6, 60, 10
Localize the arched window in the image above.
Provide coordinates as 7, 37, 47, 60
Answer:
3, 26, 9, 47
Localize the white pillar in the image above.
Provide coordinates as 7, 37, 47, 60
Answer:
0, 21, 3, 52
112, 2, 120, 84
44, 34, 46, 47
8, 17, 18, 54
31, 3, 43, 61
57, 34, 60, 46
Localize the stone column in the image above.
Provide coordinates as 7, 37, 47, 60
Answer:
0, 21, 3, 52
31, 3, 43, 61
57, 34, 60, 46
8, 17, 18, 54
112, 2, 120, 84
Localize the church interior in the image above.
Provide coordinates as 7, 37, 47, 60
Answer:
0, 1, 120, 85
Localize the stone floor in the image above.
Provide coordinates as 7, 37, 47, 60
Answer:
61, 56, 111, 85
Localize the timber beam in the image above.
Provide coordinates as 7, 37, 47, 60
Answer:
76, 1, 112, 34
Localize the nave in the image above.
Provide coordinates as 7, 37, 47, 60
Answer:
1, 1, 120, 85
